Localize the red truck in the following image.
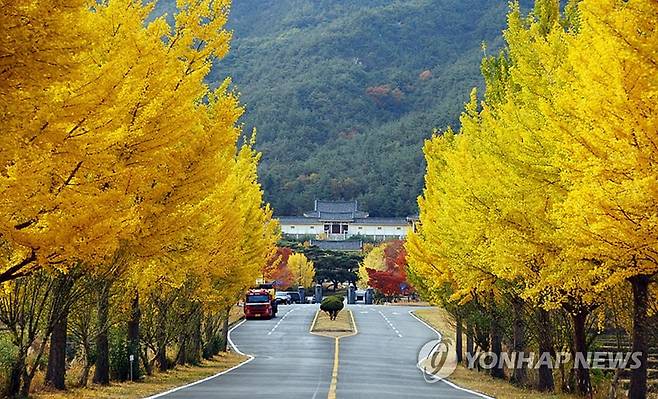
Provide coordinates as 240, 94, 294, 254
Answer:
244, 288, 277, 319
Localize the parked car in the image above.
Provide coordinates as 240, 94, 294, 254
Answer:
275, 291, 291, 305
286, 291, 302, 304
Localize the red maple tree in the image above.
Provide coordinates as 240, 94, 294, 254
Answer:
263, 247, 294, 288
366, 240, 413, 297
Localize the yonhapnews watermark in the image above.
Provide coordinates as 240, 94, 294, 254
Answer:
418, 339, 643, 383
417, 338, 458, 382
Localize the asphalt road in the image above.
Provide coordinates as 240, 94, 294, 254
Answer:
152, 304, 489, 399
338, 305, 485, 398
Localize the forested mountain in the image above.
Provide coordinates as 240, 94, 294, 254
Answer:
156, 0, 510, 216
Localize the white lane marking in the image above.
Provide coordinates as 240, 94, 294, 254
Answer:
144, 319, 254, 398
268, 307, 296, 335
378, 310, 403, 338
360, 311, 369, 314
311, 377, 323, 399
408, 310, 494, 399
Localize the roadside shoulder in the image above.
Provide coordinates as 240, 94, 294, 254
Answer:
412, 308, 582, 399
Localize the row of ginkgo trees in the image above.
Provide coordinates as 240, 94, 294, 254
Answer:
407, 0, 657, 397
0, 0, 278, 397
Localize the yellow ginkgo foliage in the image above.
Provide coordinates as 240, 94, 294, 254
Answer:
357, 246, 386, 288
0, 0, 239, 281
287, 252, 315, 289
1, 0, 278, 393
408, 0, 657, 395
552, 2, 658, 397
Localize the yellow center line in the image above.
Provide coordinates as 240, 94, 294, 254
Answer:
327, 310, 358, 399
328, 337, 339, 399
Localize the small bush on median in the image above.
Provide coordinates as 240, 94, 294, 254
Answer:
320, 296, 344, 320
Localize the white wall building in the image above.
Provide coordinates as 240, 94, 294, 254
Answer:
277, 200, 417, 246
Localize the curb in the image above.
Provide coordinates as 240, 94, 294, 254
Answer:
409, 310, 495, 399
143, 318, 254, 398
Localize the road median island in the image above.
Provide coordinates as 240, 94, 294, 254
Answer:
310, 308, 357, 399
310, 308, 356, 338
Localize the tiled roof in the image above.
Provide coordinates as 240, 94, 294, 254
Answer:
318, 212, 354, 221
276, 216, 317, 225
277, 216, 413, 226
315, 200, 358, 213
352, 217, 409, 226
310, 240, 363, 251
303, 199, 369, 220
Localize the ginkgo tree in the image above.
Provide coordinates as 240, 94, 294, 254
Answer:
0, 0, 235, 282
1, 0, 278, 395
287, 253, 315, 289
357, 245, 386, 288
551, 1, 658, 396
408, 0, 657, 396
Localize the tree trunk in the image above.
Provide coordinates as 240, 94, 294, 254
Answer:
189, 312, 202, 364
466, 322, 474, 366
93, 281, 111, 385
628, 274, 651, 399
489, 303, 504, 379
45, 272, 76, 390
45, 308, 69, 389
6, 352, 25, 397
78, 338, 92, 387
536, 308, 555, 392
608, 367, 622, 399
141, 345, 153, 376
177, 333, 187, 366
20, 367, 32, 398
127, 291, 140, 381
560, 358, 568, 393
156, 324, 168, 372
510, 297, 527, 387
572, 310, 591, 396
219, 307, 230, 352
202, 313, 216, 359
455, 313, 463, 364
156, 297, 169, 372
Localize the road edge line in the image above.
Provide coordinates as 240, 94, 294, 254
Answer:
143, 319, 254, 399
310, 306, 320, 333
347, 308, 358, 336
408, 310, 495, 399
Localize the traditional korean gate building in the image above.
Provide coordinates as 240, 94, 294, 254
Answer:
277, 200, 417, 249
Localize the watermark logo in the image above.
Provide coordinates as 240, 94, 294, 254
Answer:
417, 338, 457, 382
417, 340, 643, 384
462, 351, 642, 371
